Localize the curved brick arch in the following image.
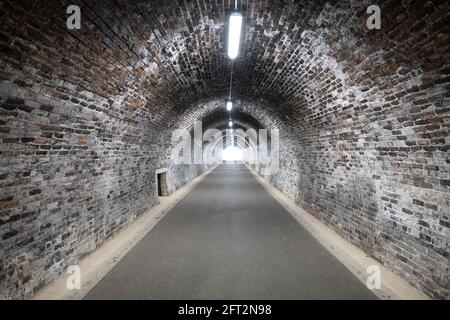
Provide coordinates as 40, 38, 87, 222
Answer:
0, 0, 448, 299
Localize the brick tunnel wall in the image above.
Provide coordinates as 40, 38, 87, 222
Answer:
0, 0, 449, 299
230, 1, 448, 299
0, 1, 209, 298
251, 17, 449, 301
273, 5, 449, 299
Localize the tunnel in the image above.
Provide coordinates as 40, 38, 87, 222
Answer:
0, 0, 449, 301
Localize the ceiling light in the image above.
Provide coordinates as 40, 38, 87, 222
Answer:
227, 12, 242, 59
229, 121, 233, 128
226, 101, 233, 111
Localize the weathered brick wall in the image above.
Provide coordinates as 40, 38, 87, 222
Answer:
0, 0, 448, 299
0, 0, 206, 298
227, 0, 449, 299
236, 0, 448, 298
0, 80, 164, 299
282, 2, 449, 299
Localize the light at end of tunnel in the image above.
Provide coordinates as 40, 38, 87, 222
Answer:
227, 12, 242, 59
226, 101, 233, 111
229, 121, 233, 127
222, 146, 243, 161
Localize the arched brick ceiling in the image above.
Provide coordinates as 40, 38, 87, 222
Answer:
125, 0, 446, 112
6, 0, 447, 129
159, 97, 295, 166
200, 109, 264, 131
126, 0, 357, 116
73, 0, 448, 128
171, 98, 274, 130
32, 0, 358, 117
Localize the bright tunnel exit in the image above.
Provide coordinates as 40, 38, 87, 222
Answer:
222, 146, 243, 161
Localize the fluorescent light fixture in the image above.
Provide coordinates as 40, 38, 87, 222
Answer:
226, 101, 233, 111
227, 12, 242, 59
229, 121, 233, 127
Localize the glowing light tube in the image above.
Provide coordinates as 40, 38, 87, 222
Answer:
227, 12, 242, 59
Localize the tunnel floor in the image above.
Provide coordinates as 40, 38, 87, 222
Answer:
85, 164, 377, 300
